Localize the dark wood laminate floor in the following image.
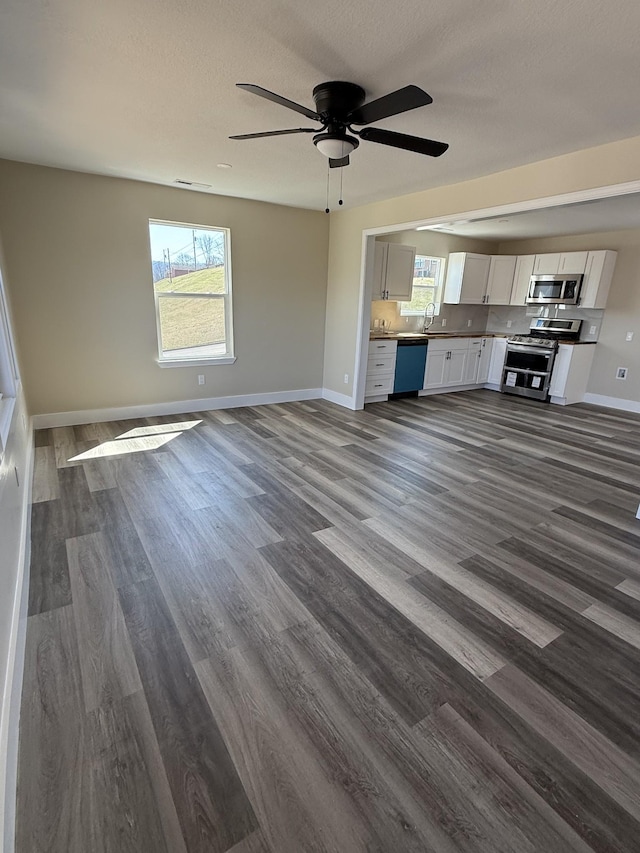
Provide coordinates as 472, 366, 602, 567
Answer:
17, 390, 640, 852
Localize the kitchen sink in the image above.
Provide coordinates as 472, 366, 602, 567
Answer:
394, 332, 431, 338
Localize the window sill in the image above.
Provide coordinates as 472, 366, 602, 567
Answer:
157, 356, 237, 368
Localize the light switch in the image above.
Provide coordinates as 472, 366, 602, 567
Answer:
626, 331, 634, 342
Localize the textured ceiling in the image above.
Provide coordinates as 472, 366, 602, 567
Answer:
1, 0, 640, 210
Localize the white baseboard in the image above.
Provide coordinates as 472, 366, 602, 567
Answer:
32, 388, 325, 429
1, 423, 33, 853
582, 393, 640, 414
321, 388, 357, 409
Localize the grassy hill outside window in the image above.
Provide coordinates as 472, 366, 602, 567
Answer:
149, 220, 235, 366
399, 254, 445, 316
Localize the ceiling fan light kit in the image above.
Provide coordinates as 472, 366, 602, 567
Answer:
230, 80, 448, 171
313, 132, 358, 159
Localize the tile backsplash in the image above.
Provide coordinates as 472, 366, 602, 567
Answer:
371, 301, 604, 341
485, 304, 604, 341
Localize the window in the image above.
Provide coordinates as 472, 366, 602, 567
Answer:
399, 254, 446, 316
149, 220, 234, 366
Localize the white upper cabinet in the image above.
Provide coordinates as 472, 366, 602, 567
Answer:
372, 242, 387, 300
443, 253, 491, 304
533, 251, 588, 275
486, 256, 517, 304
580, 250, 617, 308
444, 253, 515, 305
372, 242, 416, 301
510, 254, 535, 305
559, 251, 589, 273
533, 253, 561, 274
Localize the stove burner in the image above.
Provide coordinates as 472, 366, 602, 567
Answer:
508, 334, 559, 348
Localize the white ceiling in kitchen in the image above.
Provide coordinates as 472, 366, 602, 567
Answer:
416, 193, 640, 242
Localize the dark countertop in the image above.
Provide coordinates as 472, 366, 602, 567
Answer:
369, 332, 597, 346
369, 331, 507, 341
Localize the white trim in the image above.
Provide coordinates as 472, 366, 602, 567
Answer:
1, 419, 33, 853
31, 388, 324, 428
362, 179, 640, 238
157, 356, 236, 368
352, 179, 640, 414
582, 393, 640, 414
321, 388, 357, 409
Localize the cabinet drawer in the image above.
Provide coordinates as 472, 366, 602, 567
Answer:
367, 353, 396, 375
368, 339, 398, 356
426, 337, 470, 352
365, 374, 394, 396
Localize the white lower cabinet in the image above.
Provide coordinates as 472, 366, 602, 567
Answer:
423, 348, 448, 388
549, 344, 596, 405
422, 338, 482, 390
477, 337, 493, 383
463, 338, 483, 384
487, 337, 508, 386
365, 339, 397, 400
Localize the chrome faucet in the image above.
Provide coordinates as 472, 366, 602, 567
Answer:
422, 302, 436, 333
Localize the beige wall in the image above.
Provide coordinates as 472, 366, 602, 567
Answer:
324, 133, 640, 397
501, 229, 640, 402
0, 160, 329, 416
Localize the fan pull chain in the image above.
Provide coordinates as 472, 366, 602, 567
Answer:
339, 161, 344, 206
325, 162, 330, 213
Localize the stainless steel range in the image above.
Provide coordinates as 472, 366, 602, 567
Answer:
501, 318, 582, 401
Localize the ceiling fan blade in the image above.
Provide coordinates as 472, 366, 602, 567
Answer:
359, 126, 448, 157
329, 155, 350, 168
229, 127, 316, 140
347, 85, 433, 125
236, 83, 321, 121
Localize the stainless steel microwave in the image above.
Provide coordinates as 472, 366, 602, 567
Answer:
527, 274, 583, 305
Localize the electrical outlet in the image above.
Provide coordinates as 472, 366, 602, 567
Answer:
616, 367, 628, 380
626, 331, 634, 342
344, 373, 349, 384
589, 325, 597, 335
441, 318, 447, 327
197, 375, 205, 385
467, 319, 472, 327
506, 320, 512, 328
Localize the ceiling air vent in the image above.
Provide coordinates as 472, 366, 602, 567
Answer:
173, 179, 212, 189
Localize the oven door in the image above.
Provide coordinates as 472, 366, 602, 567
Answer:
501, 343, 556, 400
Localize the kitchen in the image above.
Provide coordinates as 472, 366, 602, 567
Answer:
363, 193, 640, 411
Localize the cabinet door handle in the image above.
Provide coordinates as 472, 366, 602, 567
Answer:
374, 383, 384, 388
375, 363, 385, 366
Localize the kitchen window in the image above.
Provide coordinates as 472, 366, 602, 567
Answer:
399, 254, 445, 316
149, 220, 235, 366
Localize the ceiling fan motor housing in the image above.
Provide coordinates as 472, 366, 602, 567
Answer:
312, 82, 366, 121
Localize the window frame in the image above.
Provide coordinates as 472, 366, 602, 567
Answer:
399, 254, 446, 317
149, 219, 235, 368
0, 263, 19, 452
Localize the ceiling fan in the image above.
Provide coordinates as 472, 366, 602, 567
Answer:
230, 81, 448, 168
